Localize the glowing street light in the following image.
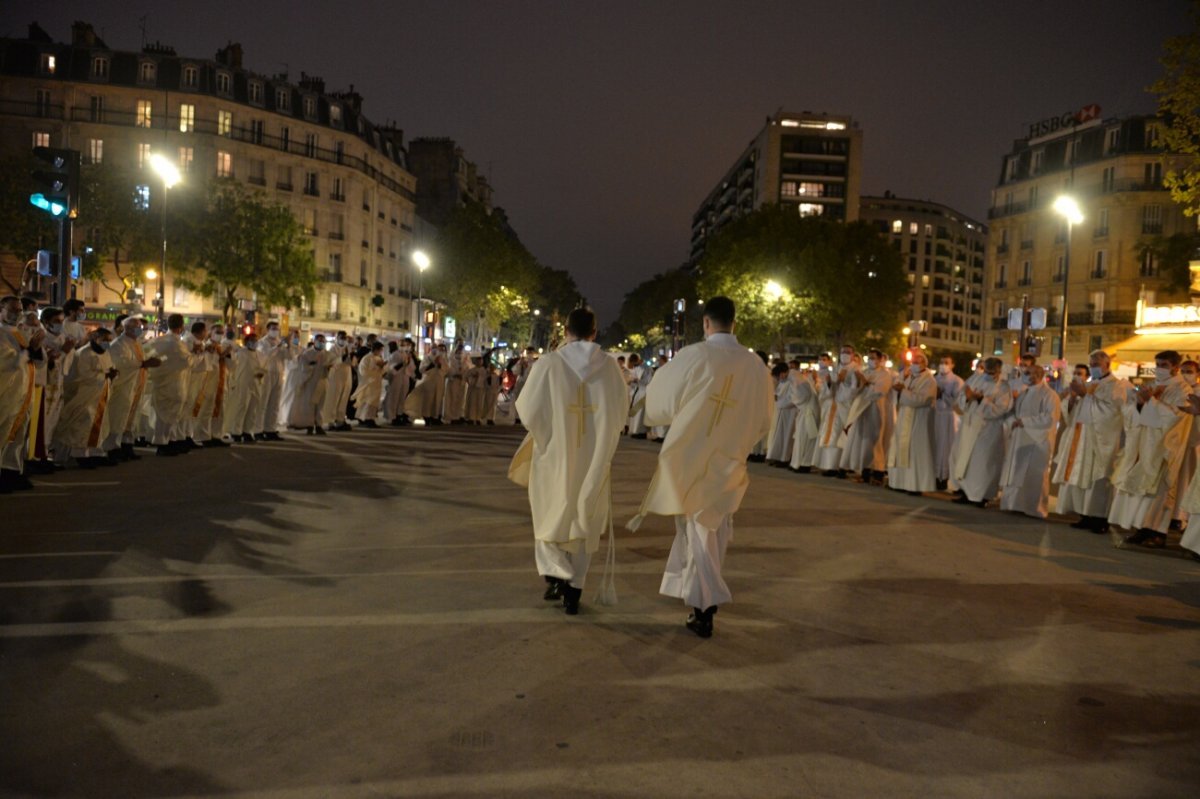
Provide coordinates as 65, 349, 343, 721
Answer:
412, 250, 431, 354
764, 280, 785, 301
147, 153, 182, 330
1052, 195, 1084, 359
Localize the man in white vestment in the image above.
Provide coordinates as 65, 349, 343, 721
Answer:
52, 327, 117, 468
323, 332, 354, 432
352, 341, 387, 427
288, 335, 335, 435
999, 364, 1061, 518
887, 352, 937, 495
1110, 350, 1194, 548
406, 346, 447, 424
0, 296, 42, 492
951, 357, 1013, 507
766, 363, 796, 466
464, 354, 488, 424
258, 321, 291, 440
225, 333, 268, 442
145, 314, 196, 457
1053, 350, 1131, 535
385, 338, 416, 425
61, 299, 88, 347
1177, 395, 1200, 561
181, 322, 213, 448
788, 364, 822, 473
1172, 360, 1200, 531
819, 347, 859, 476
485, 361, 503, 424
443, 344, 469, 424
627, 354, 653, 438
840, 348, 893, 484
102, 316, 160, 461
934, 356, 964, 491
628, 296, 772, 638
509, 308, 627, 615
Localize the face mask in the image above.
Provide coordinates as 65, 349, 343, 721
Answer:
1183, 372, 1197, 386
1021, 375, 1033, 386
127, 326, 143, 338
291, 336, 300, 345
839, 354, 851, 365
1, 311, 18, 325
78, 312, 88, 321
316, 341, 327, 350
246, 341, 258, 351
336, 337, 346, 345
93, 340, 110, 352
226, 330, 235, 340
910, 364, 923, 374
47, 323, 63, 335
1089, 366, 1104, 380
1154, 367, 1172, 383
938, 364, 950, 375
267, 329, 280, 340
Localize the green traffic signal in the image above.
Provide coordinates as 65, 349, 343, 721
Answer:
30, 146, 80, 218
30, 192, 67, 217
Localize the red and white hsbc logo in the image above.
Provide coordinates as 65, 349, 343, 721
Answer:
1028, 104, 1103, 138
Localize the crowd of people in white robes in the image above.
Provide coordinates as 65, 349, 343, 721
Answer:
0, 294, 509, 494
756, 341, 1200, 560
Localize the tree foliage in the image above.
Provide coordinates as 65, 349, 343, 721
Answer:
614, 268, 699, 353
0, 154, 57, 291
173, 179, 318, 322
1138, 231, 1200, 293
1151, 1, 1200, 215
696, 206, 908, 353
75, 163, 161, 303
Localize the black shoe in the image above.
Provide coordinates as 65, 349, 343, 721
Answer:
631, 433, 647, 440
543, 576, 564, 601
156, 445, 179, 457
314, 426, 328, 436
1124, 528, 1164, 547
121, 444, 142, 461
26, 459, 57, 474
204, 437, 231, 448
254, 433, 268, 441
685, 606, 717, 639
134, 437, 150, 447
339, 422, 354, 431
360, 419, 378, 428
561, 585, 582, 615
306, 427, 315, 435
953, 495, 974, 505
935, 479, 948, 492
0, 469, 35, 490
906, 490, 923, 497
1070, 517, 1094, 531
391, 417, 405, 427
486, 420, 494, 426
241, 433, 257, 444
265, 432, 283, 441
96, 454, 119, 467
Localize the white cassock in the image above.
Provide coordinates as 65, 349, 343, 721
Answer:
1053, 374, 1131, 519
485, 371, 502, 422
818, 369, 856, 471
464, 365, 488, 422
383, 349, 415, 421
288, 347, 335, 429
1108, 376, 1193, 533
1179, 458, 1200, 555
887, 368, 937, 493
352, 353, 387, 421
765, 375, 797, 463
182, 334, 213, 441
145, 333, 193, 446
999, 382, 1061, 518
323, 343, 353, 425
0, 324, 35, 470
509, 341, 627, 588
951, 374, 1013, 502
789, 371, 822, 469
259, 337, 292, 434
443, 353, 467, 422
405, 356, 446, 420
628, 333, 773, 610
628, 365, 653, 435
102, 334, 150, 451
226, 346, 268, 435
52, 345, 113, 459
278, 342, 304, 426
840, 366, 892, 473
934, 370, 963, 482
1172, 394, 1200, 524
511, 356, 535, 405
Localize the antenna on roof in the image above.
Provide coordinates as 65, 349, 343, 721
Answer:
138, 15, 148, 49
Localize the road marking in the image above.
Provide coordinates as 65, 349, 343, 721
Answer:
0, 551, 120, 560
31, 481, 121, 487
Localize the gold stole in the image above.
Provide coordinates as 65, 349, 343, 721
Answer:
1062, 421, 1083, 481
212, 357, 227, 418
126, 340, 148, 432
894, 380, 916, 469
5, 330, 37, 444
821, 398, 838, 447
86, 380, 111, 448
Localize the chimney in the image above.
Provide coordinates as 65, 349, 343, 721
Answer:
299, 72, 325, 94
70, 21, 96, 46
215, 42, 243, 69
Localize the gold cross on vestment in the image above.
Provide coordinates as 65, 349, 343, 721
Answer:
706, 374, 737, 436
567, 383, 596, 448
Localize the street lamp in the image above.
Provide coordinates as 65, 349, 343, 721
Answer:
763, 279, 784, 302
1052, 195, 1083, 360
412, 250, 430, 354
148, 153, 181, 331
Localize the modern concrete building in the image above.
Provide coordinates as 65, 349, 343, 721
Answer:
690, 110, 863, 263
983, 110, 1190, 365
859, 194, 988, 354
0, 21, 421, 338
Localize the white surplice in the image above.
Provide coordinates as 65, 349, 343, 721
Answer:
789, 371, 822, 469
934, 370, 963, 481
887, 369, 937, 493
1052, 374, 1131, 518
999, 382, 1061, 518
765, 375, 797, 462
102, 334, 149, 450
951, 373, 1014, 502
52, 345, 113, 459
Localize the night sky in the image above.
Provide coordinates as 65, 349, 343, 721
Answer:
4, 0, 1190, 323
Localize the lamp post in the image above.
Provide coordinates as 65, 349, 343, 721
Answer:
412, 249, 430, 355
1052, 195, 1083, 361
144, 267, 159, 321
148, 153, 181, 332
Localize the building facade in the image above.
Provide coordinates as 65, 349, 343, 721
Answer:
406, 137, 493, 227
0, 21, 423, 338
690, 110, 863, 263
983, 111, 1190, 366
859, 194, 988, 354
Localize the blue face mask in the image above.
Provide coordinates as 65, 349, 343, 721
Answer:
1089, 366, 1104, 380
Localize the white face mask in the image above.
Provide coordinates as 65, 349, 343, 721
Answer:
938, 363, 950, 375
910, 364, 924, 374
267, 329, 280, 340
1183, 372, 1198, 386
1021, 374, 1033, 386
94, 339, 111, 352
246, 341, 258, 351
127, 326, 143, 338
47, 322, 63, 335
839, 353, 852, 365
1089, 366, 1105, 380
1154, 367, 1172, 384
1, 310, 19, 325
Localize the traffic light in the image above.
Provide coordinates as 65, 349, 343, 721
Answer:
1024, 336, 1043, 357
30, 147, 80, 219
241, 323, 254, 338
245, 309, 257, 325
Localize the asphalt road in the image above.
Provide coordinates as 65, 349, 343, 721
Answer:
2, 425, 1199, 798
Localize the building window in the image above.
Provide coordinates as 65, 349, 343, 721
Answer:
1031, 149, 1043, 174
303, 208, 318, 235
1029, 185, 1038, 208
1054, 254, 1065, 282
329, 292, 339, 314
304, 172, 319, 196
35, 89, 52, 117
303, 96, 317, 119
1140, 249, 1158, 277
249, 81, 263, 105
216, 72, 232, 95
1093, 250, 1107, 279
909, 222, 919, 236
798, 182, 825, 197
330, 105, 342, 126
304, 132, 317, 158
1145, 162, 1163, 187
137, 142, 151, 168
134, 184, 151, 210
1105, 128, 1119, 153
781, 181, 797, 197
276, 88, 290, 111
88, 138, 103, 165
1094, 208, 1109, 237
332, 177, 345, 201
91, 56, 109, 79
277, 165, 293, 191
1142, 204, 1163, 235
40, 53, 56, 74
218, 110, 233, 137
216, 151, 232, 178
139, 60, 157, 84
1101, 167, 1115, 192
136, 100, 153, 128
329, 253, 342, 276
182, 65, 198, 88
280, 126, 290, 150
250, 119, 264, 144
178, 146, 194, 172
996, 263, 1007, 287
33, 131, 50, 149
797, 203, 823, 217
179, 103, 195, 132
891, 219, 903, 234
173, 285, 191, 306
249, 159, 266, 185
88, 95, 105, 122
924, 224, 933, 237
1020, 260, 1031, 285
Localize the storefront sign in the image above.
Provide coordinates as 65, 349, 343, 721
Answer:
1027, 104, 1101, 139
1137, 301, 1200, 330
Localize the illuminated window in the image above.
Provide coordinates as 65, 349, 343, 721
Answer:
329, 292, 339, 314
330, 105, 342, 126
136, 100, 152, 128
178, 146, 194, 172
909, 222, 919, 235
216, 150, 232, 178
218, 110, 233, 137
137, 142, 151, 168
892, 219, 903, 233
88, 138, 103, 164
179, 103, 195, 132
134, 184, 151, 210
921, 275, 930, 288
924, 224, 933, 237
797, 203, 824, 217
41, 53, 56, 74
780, 181, 797, 197
32, 131, 50, 148
797, 182, 824, 196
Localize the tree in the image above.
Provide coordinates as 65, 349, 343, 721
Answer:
1138, 232, 1200, 293
697, 207, 907, 353
75, 163, 160, 303
615, 268, 700, 353
0, 154, 56, 292
1151, 0, 1200, 216
174, 179, 318, 322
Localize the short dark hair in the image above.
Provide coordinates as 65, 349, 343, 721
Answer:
40, 306, 63, 323
1183, 360, 1199, 371
63, 299, 85, 313
771, 363, 789, 378
565, 307, 597, 339
20, 296, 37, 310
114, 313, 128, 329
755, 350, 769, 366
983, 357, 1003, 372
167, 313, 185, 331
190, 321, 207, 335
1156, 349, 1182, 367
868, 348, 884, 360
1074, 363, 1089, 373
703, 296, 735, 327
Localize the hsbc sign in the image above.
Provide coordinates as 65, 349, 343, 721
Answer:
1027, 104, 1102, 139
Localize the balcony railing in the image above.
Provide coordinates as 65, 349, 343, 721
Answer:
247, 175, 266, 186
1142, 223, 1164, 235
328, 232, 344, 241
325, 311, 342, 321
996, 243, 1009, 255
1019, 240, 1033, 250
322, 271, 342, 283
1017, 277, 1032, 286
